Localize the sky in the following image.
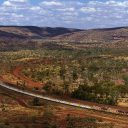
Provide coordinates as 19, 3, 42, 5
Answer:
0, 0, 128, 29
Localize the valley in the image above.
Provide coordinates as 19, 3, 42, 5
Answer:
0, 26, 128, 128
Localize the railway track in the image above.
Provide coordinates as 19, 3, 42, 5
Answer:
0, 81, 128, 116
0, 81, 91, 108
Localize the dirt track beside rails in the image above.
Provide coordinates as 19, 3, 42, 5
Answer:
0, 64, 128, 127
13, 66, 43, 88
12, 65, 128, 111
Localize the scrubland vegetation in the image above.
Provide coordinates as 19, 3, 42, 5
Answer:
0, 47, 128, 106
0, 91, 116, 128
0, 39, 128, 128
18, 48, 128, 106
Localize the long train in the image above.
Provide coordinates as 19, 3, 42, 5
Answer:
0, 81, 128, 116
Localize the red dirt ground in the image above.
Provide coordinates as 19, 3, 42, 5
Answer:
13, 66, 43, 88
11, 66, 128, 111
0, 64, 128, 127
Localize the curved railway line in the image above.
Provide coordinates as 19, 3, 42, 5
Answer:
0, 81, 128, 116
12, 65, 128, 116
0, 81, 91, 109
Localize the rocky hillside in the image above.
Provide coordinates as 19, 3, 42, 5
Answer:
0, 26, 128, 51
52, 27, 128, 42
0, 26, 82, 39
1, 26, 128, 43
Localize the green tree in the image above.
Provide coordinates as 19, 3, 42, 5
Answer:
32, 97, 41, 106
66, 114, 76, 128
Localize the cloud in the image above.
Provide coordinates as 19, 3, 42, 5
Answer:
57, 7, 75, 12
80, 7, 96, 13
88, 0, 128, 7
9, 0, 27, 2
41, 1, 62, 6
30, 6, 41, 11
3, 0, 28, 6
0, 0, 128, 29
2, 1, 12, 6
2, 0, 28, 7
106, 0, 128, 7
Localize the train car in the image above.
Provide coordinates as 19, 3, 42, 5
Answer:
117, 110, 125, 114
92, 105, 101, 111
100, 107, 109, 111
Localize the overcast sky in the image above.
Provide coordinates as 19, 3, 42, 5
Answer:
0, 0, 128, 29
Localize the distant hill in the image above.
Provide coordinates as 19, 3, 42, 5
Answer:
0, 30, 26, 39
0, 26, 128, 51
1, 26, 128, 42
52, 27, 128, 42
0, 26, 82, 39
